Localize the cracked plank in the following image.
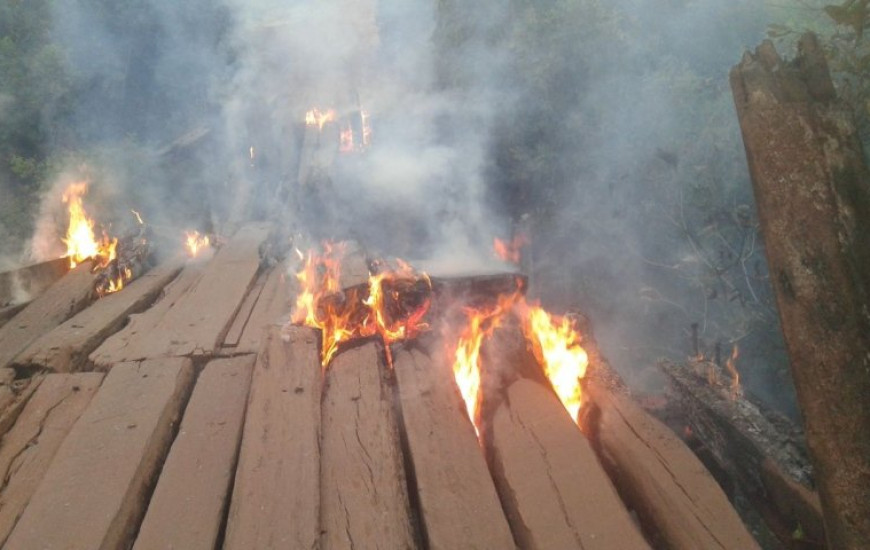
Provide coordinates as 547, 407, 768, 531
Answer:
0, 376, 44, 440
4, 358, 194, 550
320, 341, 416, 550
0, 261, 96, 369
231, 264, 292, 354
135, 355, 254, 550
393, 346, 515, 549
13, 259, 184, 372
487, 379, 649, 550
90, 261, 205, 368
224, 326, 321, 550
584, 381, 759, 550
0, 372, 104, 546
90, 223, 272, 366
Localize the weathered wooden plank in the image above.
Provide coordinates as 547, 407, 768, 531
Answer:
12, 260, 184, 372
89, 261, 205, 369
0, 373, 104, 546
0, 376, 44, 440
487, 379, 649, 550
4, 358, 194, 550
584, 380, 760, 550
90, 223, 271, 365
224, 326, 321, 550
320, 340, 416, 549
134, 355, 254, 550
732, 35, 870, 549
233, 265, 291, 354
221, 270, 268, 348
0, 303, 28, 330
0, 261, 95, 369
0, 258, 68, 307
393, 346, 514, 549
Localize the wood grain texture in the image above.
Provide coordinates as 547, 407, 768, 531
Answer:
12, 260, 183, 372
4, 358, 194, 550
393, 346, 515, 550
488, 379, 649, 550
135, 355, 254, 550
224, 326, 322, 550
0, 262, 95, 369
0, 373, 104, 546
320, 341, 416, 550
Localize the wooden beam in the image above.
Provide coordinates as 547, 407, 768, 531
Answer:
660, 360, 822, 546
0, 376, 43, 440
0, 373, 104, 546
227, 264, 291, 354
487, 379, 649, 550
224, 326, 321, 550
0, 258, 68, 307
135, 355, 254, 550
0, 261, 95, 369
393, 345, 515, 549
320, 341, 416, 549
90, 222, 272, 365
12, 259, 184, 372
3, 358, 194, 550
731, 34, 870, 549
583, 379, 760, 550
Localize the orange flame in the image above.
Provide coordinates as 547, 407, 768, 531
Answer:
523, 305, 588, 422
725, 343, 741, 400
493, 234, 528, 264
184, 231, 211, 258
62, 182, 118, 270
339, 121, 354, 153
305, 108, 337, 131
291, 244, 432, 367
450, 293, 589, 434
451, 292, 521, 435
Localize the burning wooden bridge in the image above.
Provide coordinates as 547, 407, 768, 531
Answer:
0, 222, 772, 550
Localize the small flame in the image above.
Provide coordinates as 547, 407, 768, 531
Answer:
305, 108, 337, 131
184, 231, 211, 258
339, 121, 354, 153
62, 182, 118, 270
725, 343, 741, 400
494, 234, 528, 264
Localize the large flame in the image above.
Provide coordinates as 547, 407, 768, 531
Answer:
291, 244, 431, 367
451, 292, 521, 435
523, 305, 588, 422
62, 182, 118, 271
450, 293, 589, 435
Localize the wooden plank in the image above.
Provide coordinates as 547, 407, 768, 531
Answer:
0, 303, 28, 330
583, 380, 760, 550
320, 340, 416, 549
90, 261, 205, 369
222, 270, 268, 348
12, 260, 184, 372
0, 261, 95, 369
0, 258, 69, 307
393, 346, 515, 549
0, 373, 104, 546
0, 376, 43, 440
233, 265, 291, 354
4, 358, 194, 550
224, 326, 321, 550
134, 355, 254, 550
487, 379, 649, 550
89, 223, 271, 364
